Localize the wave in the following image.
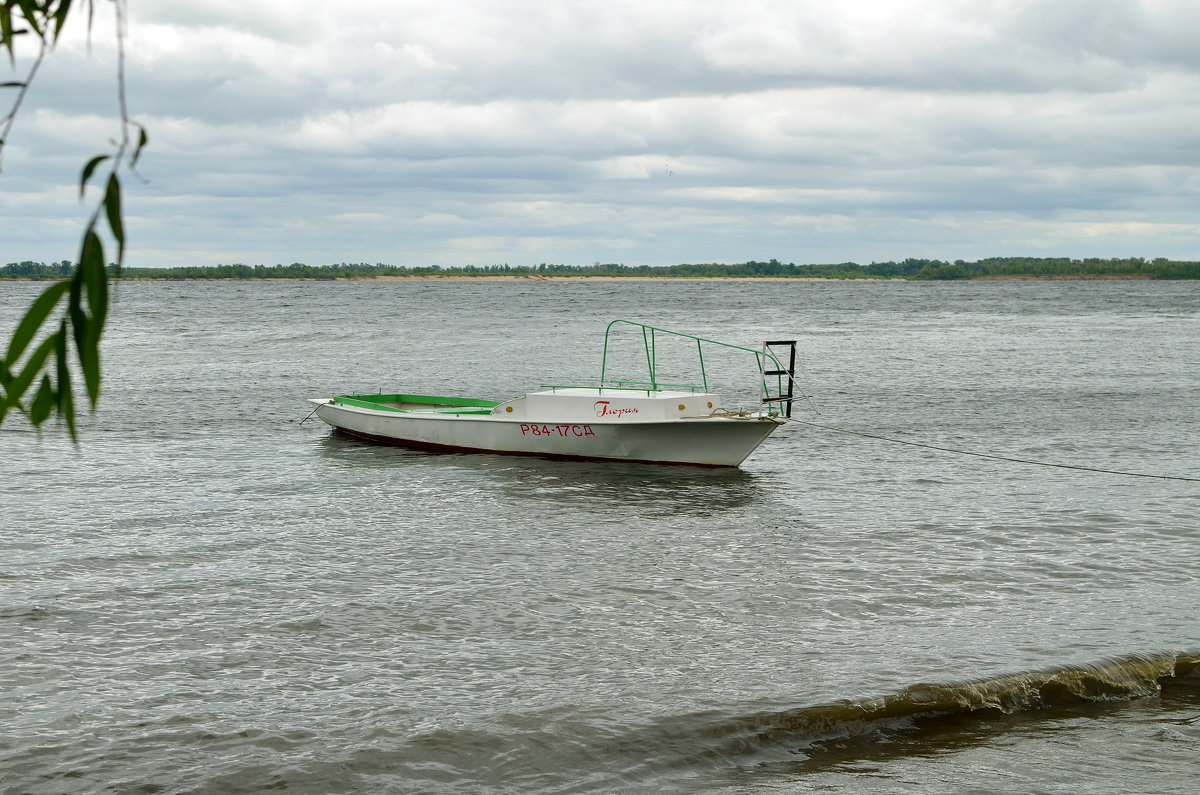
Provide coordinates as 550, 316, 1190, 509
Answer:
615, 651, 1200, 778
16, 652, 1192, 794
816, 650, 1198, 725
380, 651, 1200, 792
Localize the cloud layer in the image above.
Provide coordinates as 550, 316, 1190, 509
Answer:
3, 0, 1199, 267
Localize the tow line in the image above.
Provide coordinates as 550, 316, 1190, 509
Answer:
785, 417, 1200, 483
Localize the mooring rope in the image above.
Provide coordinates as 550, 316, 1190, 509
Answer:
785, 417, 1200, 483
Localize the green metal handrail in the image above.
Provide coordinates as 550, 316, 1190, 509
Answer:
598, 320, 790, 403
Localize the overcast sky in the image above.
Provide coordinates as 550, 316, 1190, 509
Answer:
3, 0, 1198, 268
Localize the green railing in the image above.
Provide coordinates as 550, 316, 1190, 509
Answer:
598, 320, 792, 406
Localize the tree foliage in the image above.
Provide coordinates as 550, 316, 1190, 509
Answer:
8, 256, 1195, 282
0, 0, 144, 439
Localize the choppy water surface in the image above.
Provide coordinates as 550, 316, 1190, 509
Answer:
2, 279, 1199, 793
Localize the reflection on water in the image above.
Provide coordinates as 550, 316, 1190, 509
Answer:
315, 431, 763, 515
494, 458, 762, 516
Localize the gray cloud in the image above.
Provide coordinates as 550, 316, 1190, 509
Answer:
2, 0, 1198, 268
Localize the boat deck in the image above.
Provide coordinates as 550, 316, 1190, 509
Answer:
331, 394, 501, 415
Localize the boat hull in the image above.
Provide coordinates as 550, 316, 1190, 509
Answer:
311, 400, 781, 467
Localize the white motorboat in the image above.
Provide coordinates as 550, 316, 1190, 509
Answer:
308, 320, 802, 467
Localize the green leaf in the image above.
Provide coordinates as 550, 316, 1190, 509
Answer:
29, 373, 54, 425
14, 1, 42, 39
55, 322, 75, 440
131, 122, 149, 169
0, 7, 16, 64
83, 236, 108, 333
3, 278, 70, 364
7, 332, 58, 403
74, 229, 105, 407
79, 154, 109, 198
104, 173, 124, 263
51, 0, 74, 43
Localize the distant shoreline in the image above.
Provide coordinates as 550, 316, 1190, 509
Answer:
101, 273, 1156, 282
4, 257, 1196, 281
0, 273, 1163, 283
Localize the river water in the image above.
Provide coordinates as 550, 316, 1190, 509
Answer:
2, 278, 1198, 793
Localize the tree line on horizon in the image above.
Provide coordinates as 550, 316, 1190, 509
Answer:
3, 257, 1199, 281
